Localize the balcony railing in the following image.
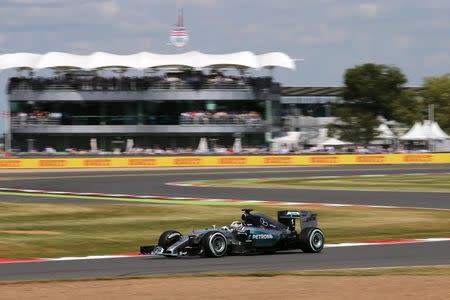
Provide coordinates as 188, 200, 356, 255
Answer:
9, 82, 254, 92
11, 116, 61, 126
11, 115, 265, 127
179, 116, 263, 125
7, 75, 280, 93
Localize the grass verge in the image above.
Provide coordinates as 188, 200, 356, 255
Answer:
190, 174, 450, 192
0, 201, 449, 258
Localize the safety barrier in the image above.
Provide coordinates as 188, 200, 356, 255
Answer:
0, 153, 449, 169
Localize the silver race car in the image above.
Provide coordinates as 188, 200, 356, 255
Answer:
140, 208, 325, 257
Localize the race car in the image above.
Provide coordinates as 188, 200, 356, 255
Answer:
140, 208, 325, 257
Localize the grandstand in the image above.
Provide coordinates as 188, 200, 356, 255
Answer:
2, 51, 293, 152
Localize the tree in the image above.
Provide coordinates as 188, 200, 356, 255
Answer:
330, 63, 420, 145
422, 75, 450, 133
328, 107, 380, 146
389, 89, 423, 126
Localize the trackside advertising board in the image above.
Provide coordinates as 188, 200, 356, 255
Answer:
0, 153, 449, 169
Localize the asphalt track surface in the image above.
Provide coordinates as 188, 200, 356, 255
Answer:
0, 164, 449, 281
1, 164, 450, 209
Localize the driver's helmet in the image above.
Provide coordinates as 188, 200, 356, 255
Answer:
229, 221, 244, 231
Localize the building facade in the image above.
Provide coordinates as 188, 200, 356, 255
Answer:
8, 75, 281, 151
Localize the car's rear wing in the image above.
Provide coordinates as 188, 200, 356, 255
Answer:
277, 210, 318, 231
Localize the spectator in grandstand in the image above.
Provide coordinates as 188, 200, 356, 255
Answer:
8, 71, 256, 94
17, 112, 27, 125
179, 111, 262, 125
44, 146, 56, 153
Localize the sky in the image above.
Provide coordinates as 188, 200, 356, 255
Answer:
0, 0, 449, 86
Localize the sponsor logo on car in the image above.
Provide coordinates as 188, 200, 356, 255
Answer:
252, 234, 274, 239
260, 218, 269, 226
285, 211, 301, 217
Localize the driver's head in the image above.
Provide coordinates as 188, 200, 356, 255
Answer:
230, 221, 243, 231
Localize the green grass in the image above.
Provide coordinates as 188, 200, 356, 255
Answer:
190, 174, 450, 192
0, 201, 449, 259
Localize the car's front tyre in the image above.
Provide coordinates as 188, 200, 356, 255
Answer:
201, 231, 228, 257
299, 227, 325, 253
158, 230, 182, 249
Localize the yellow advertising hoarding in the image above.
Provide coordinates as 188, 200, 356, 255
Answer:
0, 153, 449, 169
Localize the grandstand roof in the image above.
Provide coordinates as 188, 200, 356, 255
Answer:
0, 51, 296, 70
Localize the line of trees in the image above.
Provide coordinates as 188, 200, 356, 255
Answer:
329, 63, 450, 145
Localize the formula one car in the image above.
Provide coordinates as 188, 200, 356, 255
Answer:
140, 209, 325, 258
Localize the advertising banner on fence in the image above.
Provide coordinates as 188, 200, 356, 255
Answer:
0, 153, 449, 169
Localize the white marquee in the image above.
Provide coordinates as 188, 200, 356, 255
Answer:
400, 121, 450, 141
0, 51, 296, 71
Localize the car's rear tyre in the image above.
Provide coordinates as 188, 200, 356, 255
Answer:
299, 227, 325, 253
201, 231, 228, 257
158, 230, 182, 249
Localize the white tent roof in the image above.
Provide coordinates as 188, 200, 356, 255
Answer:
271, 131, 301, 144
309, 128, 329, 145
0, 51, 297, 70
319, 137, 353, 146
257, 52, 296, 70
400, 121, 450, 140
376, 124, 396, 139
400, 122, 423, 140
429, 121, 450, 139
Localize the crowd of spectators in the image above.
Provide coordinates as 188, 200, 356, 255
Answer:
11, 144, 423, 156
11, 110, 264, 127
16, 146, 270, 156
179, 111, 263, 125
8, 71, 275, 93
11, 111, 62, 126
